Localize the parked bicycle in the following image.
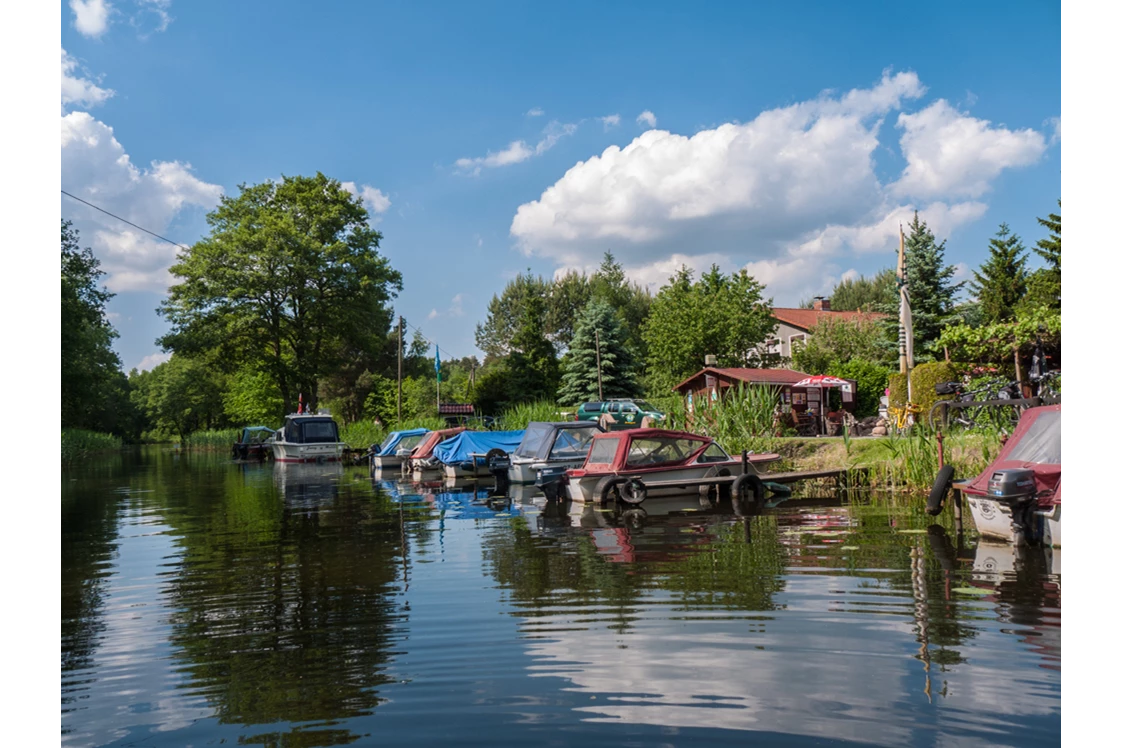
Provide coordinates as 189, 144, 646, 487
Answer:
927, 378, 1023, 431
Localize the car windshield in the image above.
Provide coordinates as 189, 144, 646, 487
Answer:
633, 400, 660, 413
548, 427, 600, 461
625, 437, 704, 468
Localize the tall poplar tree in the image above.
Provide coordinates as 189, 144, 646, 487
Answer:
557, 300, 640, 404
969, 223, 1028, 324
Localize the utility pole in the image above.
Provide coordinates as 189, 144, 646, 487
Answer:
397, 316, 403, 425
594, 328, 604, 401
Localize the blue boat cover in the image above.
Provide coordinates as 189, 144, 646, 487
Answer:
375, 428, 429, 455
432, 430, 526, 464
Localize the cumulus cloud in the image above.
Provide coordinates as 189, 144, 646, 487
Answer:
599, 114, 621, 130
427, 294, 466, 320
62, 112, 223, 293
341, 181, 392, 220
636, 110, 657, 128
136, 351, 171, 371
70, 0, 112, 38
526, 107, 544, 117
1047, 116, 1061, 145
62, 48, 114, 111
892, 99, 1047, 199
455, 120, 578, 175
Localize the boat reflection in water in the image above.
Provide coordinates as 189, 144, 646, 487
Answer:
490, 492, 1060, 745
273, 461, 344, 509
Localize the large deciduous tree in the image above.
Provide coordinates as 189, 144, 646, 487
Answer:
159, 174, 402, 414
969, 223, 1028, 324
62, 221, 125, 431
557, 300, 640, 405
827, 268, 898, 312
474, 272, 551, 361
642, 265, 775, 394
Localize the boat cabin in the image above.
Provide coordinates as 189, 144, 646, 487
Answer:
277, 415, 341, 444
514, 422, 604, 462
571, 428, 731, 477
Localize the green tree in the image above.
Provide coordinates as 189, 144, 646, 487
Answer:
223, 367, 285, 425
903, 211, 963, 359
969, 223, 1028, 324
474, 271, 550, 360
587, 251, 653, 360
826, 359, 891, 418
642, 265, 775, 394
792, 316, 893, 374
1020, 200, 1061, 312
546, 270, 592, 350
558, 300, 641, 404
507, 293, 560, 403
61, 221, 124, 431
828, 268, 898, 312
137, 355, 228, 440
159, 173, 402, 414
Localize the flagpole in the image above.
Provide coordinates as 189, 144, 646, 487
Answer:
898, 224, 914, 406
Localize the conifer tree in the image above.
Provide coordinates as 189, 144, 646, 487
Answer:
903, 211, 963, 359
557, 300, 640, 404
1020, 199, 1061, 312
969, 223, 1028, 324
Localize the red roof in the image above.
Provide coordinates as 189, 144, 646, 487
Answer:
672, 367, 811, 393
771, 307, 887, 332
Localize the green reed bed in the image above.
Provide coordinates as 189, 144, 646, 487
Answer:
61, 429, 122, 461
496, 400, 564, 431
340, 417, 445, 449
661, 384, 788, 460
185, 429, 242, 450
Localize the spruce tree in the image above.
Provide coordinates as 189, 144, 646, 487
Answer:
904, 211, 963, 359
969, 223, 1028, 324
557, 299, 640, 405
1020, 199, 1061, 312
507, 293, 560, 403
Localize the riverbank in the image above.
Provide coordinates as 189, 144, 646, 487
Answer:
61, 429, 122, 461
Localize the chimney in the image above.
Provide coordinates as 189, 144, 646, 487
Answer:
812, 296, 830, 311
704, 354, 718, 366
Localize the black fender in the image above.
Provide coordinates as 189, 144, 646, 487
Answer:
592, 476, 622, 504
731, 473, 765, 503
618, 478, 648, 505
927, 465, 955, 516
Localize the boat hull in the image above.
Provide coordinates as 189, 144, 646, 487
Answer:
271, 441, 345, 463
566, 461, 748, 503
444, 462, 493, 479
965, 496, 1061, 547
373, 453, 406, 469
510, 457, 586, 484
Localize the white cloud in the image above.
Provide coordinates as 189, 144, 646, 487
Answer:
636, 110, 657, 128
794, 201, 988, 257
62, 111, 223, 293
512, 72, 926, 269
134, 0, 173, 34
61, 48, 114, 111
136, 351, 171, 371
427, 294, 466, 320
1047, 116, 1061, 145
599, 114, 621, 130
455, 120, 578, 175
70, 0, 112, 38
427, 309, 439, 320
892, 99, 1047, 199
526, 107, 544, 117
341, 181, 392, 219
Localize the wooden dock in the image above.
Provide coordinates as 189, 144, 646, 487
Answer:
760, 468, 854, 485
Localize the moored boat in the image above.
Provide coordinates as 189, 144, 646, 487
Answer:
370, 428, 429, 470
405, 426, 467, 479
959, 404, 1061, 547
232, 426, 275, 460
509, 421, 604, 484
562, 428, 779, 504
431, 429, 525, 479
270, 412, 346, 463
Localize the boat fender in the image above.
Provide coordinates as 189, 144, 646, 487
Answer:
619, 478, 648, 505
927, 465, 955, 516
592, 476, 621, 504
622, 507, 647, 528
731, 474, 764, 504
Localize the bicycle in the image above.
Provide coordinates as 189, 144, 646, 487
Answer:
889, 402, 923, 432
927, 379, 1022, 431
1033, 370, 1061, 400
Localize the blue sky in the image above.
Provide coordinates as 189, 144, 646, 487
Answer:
60, 0, 1060, 371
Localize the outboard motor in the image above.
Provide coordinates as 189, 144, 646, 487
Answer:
535, 466, 569, 503
487, 451, 512, 495
986, 468, 1044, 546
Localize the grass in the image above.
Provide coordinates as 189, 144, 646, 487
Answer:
185, 429, 241, 450
62, 429, 122, 461
495, 400, 564, 431
661, 384, 787, 457
340, 417, 445, 449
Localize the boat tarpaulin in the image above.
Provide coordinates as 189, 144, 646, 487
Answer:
963, 405, 1061, 507
432, 430, 526, 464
375, 428, 429, 455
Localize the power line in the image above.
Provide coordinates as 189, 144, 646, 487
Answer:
61, 190, 193, 251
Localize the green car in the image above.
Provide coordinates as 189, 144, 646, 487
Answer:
575, 399, 666, 429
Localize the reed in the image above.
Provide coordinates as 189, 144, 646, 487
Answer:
61, 429, 122, 461
662, 384, 784, 456
340, 416, 445, 448
496, 400, 563, 431
185, 429, 241, 450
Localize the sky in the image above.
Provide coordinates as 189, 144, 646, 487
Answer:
59, 0, 1061, 372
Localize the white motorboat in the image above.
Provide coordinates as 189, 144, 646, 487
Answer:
508, 421, 603, 484
370, 428, 429, 470
270, 412, 346, 463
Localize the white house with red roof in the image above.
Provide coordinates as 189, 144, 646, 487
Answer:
767, 298, 887, 359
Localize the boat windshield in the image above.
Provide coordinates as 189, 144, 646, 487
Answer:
396, 434, 425, 453
300, 419, 340, 444
515, 423, 553, 458
1007, 411, 1061, 465
696, 443, 731, 463
586, 437, 620, 466
548, 426, 600, 461
625, 436, 704, 468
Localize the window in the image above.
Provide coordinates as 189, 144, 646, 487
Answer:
301, 420, 339, 443
625, 437, 704, 468
789, 333, 807, 353
765, 338, 781, 354
515, 423, 553, 458
549, 427, 600, 460
608, 402, 621, 414
581, 402, 603, 411
696, 443, 731, 463
622, 404, 637, 413
587, 437, 620, 465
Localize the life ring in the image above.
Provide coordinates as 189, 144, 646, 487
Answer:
731, 473, 765, 503
618, 478, 648, 505
927, 465, 955, 516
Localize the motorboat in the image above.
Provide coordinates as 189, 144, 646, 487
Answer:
232, 426, 275, 460
560, 428, 780, 504
958, 404, 1061, 547
508, 421, 604, 484
270, 412, 346, 463
431, 429, 525, 479
405, 426, 466, 479
369, 428, 429, 471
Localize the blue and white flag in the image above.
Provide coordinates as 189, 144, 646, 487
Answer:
434, 345, 441, 383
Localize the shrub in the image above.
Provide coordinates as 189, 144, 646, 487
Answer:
827, 360, 891, 418
888, 362, 956, 415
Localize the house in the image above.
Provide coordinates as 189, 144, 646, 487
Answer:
766, 298, 887, 359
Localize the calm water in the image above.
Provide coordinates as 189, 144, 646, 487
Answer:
62, 448, 1060, 747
